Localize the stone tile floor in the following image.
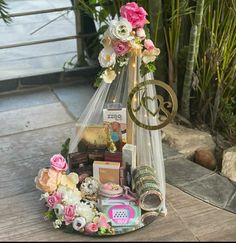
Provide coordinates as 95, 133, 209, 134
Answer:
0, 83, 236, 241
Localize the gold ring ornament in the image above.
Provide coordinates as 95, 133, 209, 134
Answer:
127, 80, 178, 130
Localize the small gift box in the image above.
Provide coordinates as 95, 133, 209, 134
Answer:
76, 125, 107, 152
68, 152, 88, 171
104, 151, 122, 163
87, 145, 106, 163
93, 161, 120, 184
122, 144, 137, 172
68, 152, 93, 179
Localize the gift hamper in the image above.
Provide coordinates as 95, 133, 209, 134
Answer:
35, 2, 177, 236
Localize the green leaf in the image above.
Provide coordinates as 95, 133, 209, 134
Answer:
63, 224, 74, 234
94, 76, 103, 88
44, 210, 56, 220
60, 138, 70, 159
0, 0, 11, 23
146, 62, 157, 73
140, 62, 157, 77
140, 63, 148, 77
98, 24, 109, 34
89, 0, 97, 5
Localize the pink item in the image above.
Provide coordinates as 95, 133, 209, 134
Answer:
64, 205, 76, 225
144, 39, 155, 50
97, 214, 110, 229
123, 186, 138, 203
50, 154, 68, 172
136, 28, 146, 39
85, 223, 98, 233
112, 40, 130, 56
47, 192, 62, 208
108, 205, 135, 225
99, 183, 123, 197
120, 2, 147, 28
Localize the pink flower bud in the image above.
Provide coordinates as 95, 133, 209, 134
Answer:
144, 39, 155, 50
85, 223, 98, 233
136, 28, 146, 39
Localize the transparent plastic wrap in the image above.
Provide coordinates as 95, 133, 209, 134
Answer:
69, 57, 167, 215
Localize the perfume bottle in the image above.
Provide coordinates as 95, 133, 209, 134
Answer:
106, 124, 117, 153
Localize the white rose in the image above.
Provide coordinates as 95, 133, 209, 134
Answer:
109, 18, 133, 42
57, 185, 81, 205
100, 29, 112, 47
100, 69, 117, 83
76, 202, 95, 223
98, 47, 116, 68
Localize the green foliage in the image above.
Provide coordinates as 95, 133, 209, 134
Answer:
195, 0, 236, 135
94, 74, 103, 88
162, 0, 194, 94
44, 210, 56, 221
140, 62, 156, 77
181, 0, 205, 119
0, 0, 11, 23
60, 138, 71, 159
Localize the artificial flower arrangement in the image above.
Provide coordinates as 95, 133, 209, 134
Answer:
35, 2, 163, 236
96, 1, 160, 85
35, 154, 113, 235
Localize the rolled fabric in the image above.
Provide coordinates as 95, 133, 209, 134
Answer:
132, 166, 163, 211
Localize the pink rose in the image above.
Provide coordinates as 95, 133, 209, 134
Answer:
64, 205, 76, 225
136, 28, 146, 39
120, 2, 147, 28
112, 40, 130, 56
47, 192, 62, 208
98, 215, 110, 229
85, 223, 98, 233
50, 154, 68, 172
144, 39, 155, 50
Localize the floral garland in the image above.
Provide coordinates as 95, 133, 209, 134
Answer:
97, 2, 160, 84
35, 154, 113, 235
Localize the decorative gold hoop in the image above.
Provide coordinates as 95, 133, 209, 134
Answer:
127, 80, 178, 130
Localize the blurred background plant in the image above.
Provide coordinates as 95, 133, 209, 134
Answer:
0, 0, 11, 23
194, 0, 236, 137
